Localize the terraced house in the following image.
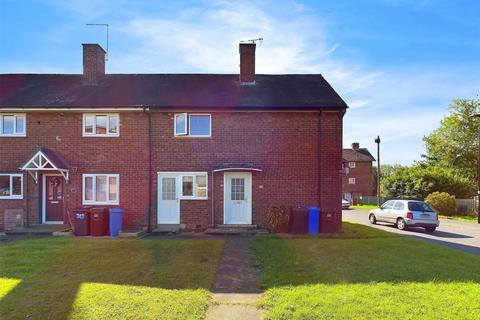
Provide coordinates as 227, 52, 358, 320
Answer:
0, 42, 347, 233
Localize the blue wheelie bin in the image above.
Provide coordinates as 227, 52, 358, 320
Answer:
109, 208, 124, 237
308, 207, 320, 235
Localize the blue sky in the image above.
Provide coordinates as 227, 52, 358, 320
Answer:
1, 0, 479, 164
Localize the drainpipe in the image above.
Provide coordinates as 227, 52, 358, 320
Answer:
25, 173, 29, 227
144, 107, 153, 233
211, 170, 215, 227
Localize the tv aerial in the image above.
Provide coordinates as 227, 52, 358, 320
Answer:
86, 23, 109, 61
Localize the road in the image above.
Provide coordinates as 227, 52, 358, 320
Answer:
343, 209, 480, 256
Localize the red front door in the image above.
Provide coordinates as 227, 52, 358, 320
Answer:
45, 176, 64, 222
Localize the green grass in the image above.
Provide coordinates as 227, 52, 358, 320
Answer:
254, 221, 480, 320
440, 214, 478, 222
0, 238, 223, 320
350, 204, 378, 210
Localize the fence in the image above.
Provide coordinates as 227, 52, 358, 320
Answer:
456, 198, 478, 216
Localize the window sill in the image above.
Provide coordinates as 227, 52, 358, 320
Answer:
179, 197, 208, 201
0, 135, 26, 138
82, 134, 120, 138
0, 196, 23, 200
82, 202, 120, 206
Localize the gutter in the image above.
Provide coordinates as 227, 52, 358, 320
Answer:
144, 107, 153, 232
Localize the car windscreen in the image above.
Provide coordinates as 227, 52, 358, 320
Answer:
408, 201, 434, 212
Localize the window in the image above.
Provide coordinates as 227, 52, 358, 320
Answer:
83, 114, 119, 137
231, 178, 245, 201
0, 114, 26, 137
179, 173, 208, 199
381, 200, 395, 210
348, 177, 356, 184
0, 174, 23, 199
348, 162, 356, 168
393, 201, 405, 210
408, 201, 434, 212
83, 174, 119, 205
174, 113, 211, 137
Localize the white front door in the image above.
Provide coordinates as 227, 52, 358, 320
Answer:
224, 172, 252, 224
157, 174, 180, 224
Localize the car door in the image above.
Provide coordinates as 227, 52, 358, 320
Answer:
377, 200, 394, 222
391, 200, 405, 223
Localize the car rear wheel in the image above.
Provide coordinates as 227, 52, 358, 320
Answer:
425, 226, 436, 233
397, 218, 407, 230
369, 214, 377, 224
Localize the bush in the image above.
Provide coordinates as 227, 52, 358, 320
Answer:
425, 192, 457, 216
265, 205, 290, 233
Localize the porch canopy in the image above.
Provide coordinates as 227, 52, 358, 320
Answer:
20, 148, 70, 183
213, 163, 263, 173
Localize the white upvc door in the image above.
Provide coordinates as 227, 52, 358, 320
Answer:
157, 174, 180, 224
224, 172, 252, 224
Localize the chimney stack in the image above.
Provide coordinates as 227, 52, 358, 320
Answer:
239, 42, 256, 84
82, 43, 106, 85
352, 142, 360, 150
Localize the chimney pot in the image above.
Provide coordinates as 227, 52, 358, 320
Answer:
82, 43, 106, 85
352, 142, 360, 150
239, 43, 256, 84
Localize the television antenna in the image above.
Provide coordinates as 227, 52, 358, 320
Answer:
240, 37, 263, 45
86, 23, 109, 61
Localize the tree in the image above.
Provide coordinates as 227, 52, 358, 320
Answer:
423, 99, 480, 181
381, 165, 474, 199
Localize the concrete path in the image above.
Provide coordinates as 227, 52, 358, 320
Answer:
206, 235, 263, 320
343, 209, 480, 256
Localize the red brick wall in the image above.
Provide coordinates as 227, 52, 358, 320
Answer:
151, 111, 343, 230
0, 112, 149, 231
342, 161, 376, 202
1, 110, 344, 232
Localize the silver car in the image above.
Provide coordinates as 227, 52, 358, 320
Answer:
368, 200, 439, 232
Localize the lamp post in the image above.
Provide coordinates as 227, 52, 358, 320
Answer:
475, 114, 480, 224
375, 136, 381, 206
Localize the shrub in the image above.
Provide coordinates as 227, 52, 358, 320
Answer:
265, 205, 290, 233
425, 192, 457, 216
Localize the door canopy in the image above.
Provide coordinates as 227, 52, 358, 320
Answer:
21, 148, 70, 183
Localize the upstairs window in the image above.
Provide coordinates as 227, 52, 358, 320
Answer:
0, 174, 23, 199
0, 114, 26, 137
174, 113, 211, 137
348, 178, 356, 185
348, 162, 356, 168
83, 114, 119, 137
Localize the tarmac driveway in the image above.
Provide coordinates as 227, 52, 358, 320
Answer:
343, 209, 480, 256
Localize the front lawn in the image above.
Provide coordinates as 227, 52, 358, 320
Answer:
0, 238, 223, 320
254, 222, 480, 320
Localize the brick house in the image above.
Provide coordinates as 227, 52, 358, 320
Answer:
0, 42, 347, 233
342, 143, 376, 204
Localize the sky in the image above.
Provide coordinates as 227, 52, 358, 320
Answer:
0, 0, 479, 165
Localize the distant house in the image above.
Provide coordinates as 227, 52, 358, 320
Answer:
342, 143, 376, 204
0, 42, 348, 233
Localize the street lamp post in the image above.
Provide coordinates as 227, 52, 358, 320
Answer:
375, 136, 381, 207
475, 114, 480, 224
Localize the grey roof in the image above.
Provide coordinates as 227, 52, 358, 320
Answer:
343, 148, 376, 162
0, 74, 348, 110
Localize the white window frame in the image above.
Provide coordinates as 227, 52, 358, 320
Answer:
174, 113, 211, 137
348, 177, 356, 185
0, 174, 23, 199
158, 172, 208, 200
174, 113, 188, 136
348, 161, 356, 168
0, 113, 26, 137
82, 113, 120, 137
82, 174, 120, 205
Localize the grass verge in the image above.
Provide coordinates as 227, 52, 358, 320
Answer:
254, 221, 480, 319
350, 204, 378, 210
0, 237, 223, 320
440, 214, 478, 222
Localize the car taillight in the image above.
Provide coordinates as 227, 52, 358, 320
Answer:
406, 212, 413, 219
